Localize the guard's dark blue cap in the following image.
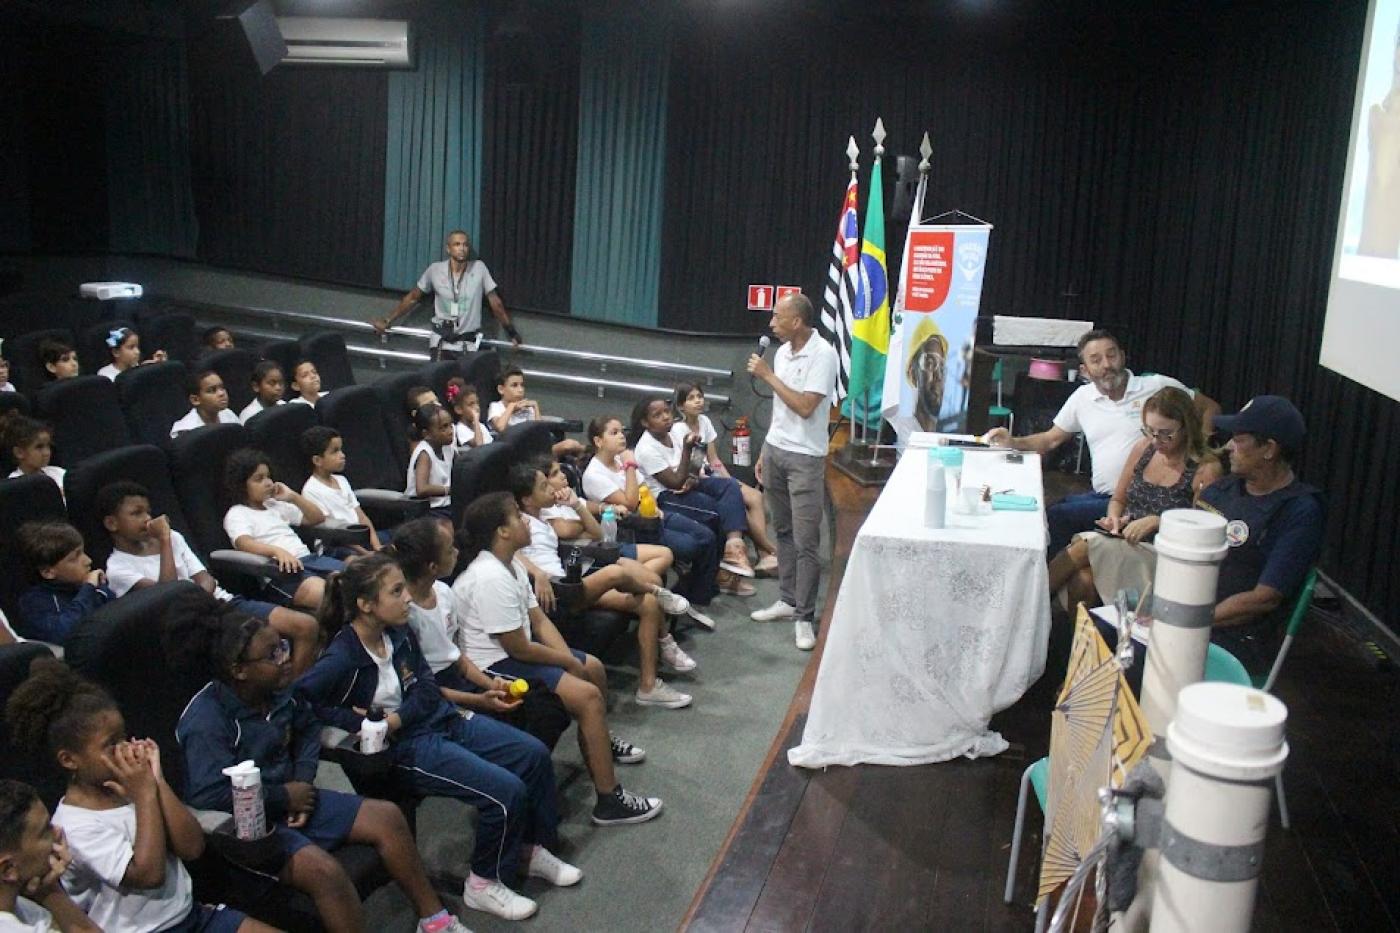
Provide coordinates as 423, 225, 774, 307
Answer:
1213, 395, 1305, 449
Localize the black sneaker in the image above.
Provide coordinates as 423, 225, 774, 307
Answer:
591, 786, 663, 825
610, 732, 646, 764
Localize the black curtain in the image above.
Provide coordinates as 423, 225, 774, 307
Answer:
479, 11, 581, 314
660, 0, 1399, 625
186, 25, 388, 288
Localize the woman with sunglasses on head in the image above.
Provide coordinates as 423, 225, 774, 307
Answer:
1048, 386, 1222, 609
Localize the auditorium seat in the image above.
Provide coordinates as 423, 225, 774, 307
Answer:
463, 349, 503, 405
246, 402, 319, 491
316, 386, 428, 529
117, 360, 190, 447
0, 472, 69, 629
0, 391, 29, 475
259, 339, 302, 398
418, 358, 467, 405
373, 370, 428, 476
3, 327, 74, 395
166, 424, 252, 554
200, 348, 259, 413
448, 441, 514, 529
0, 642, 63, 809
79, 319, 135, 375
497, 420, 556, 463
300, 331, 355, 392
34, 375, 132, 467
140, 311, 199, 362
63, 444, 191, 568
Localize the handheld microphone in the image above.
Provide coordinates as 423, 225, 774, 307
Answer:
755, 335, 771, 357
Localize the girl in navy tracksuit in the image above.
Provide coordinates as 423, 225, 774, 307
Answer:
293, 553, 579, 923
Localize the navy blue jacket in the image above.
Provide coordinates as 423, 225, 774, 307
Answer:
176, 680, 321, 820
294, 624, 457, 741
17, 580, 113, 645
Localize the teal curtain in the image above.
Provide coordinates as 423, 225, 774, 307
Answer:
382, 4, 486, 291
105, 38, 198, 257
569, 8, 670, 326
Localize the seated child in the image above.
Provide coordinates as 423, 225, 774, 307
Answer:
222, 448, 343, 613
389, 517, 572, 749
0, 357, 16, 393
166, 595, 472, 933
5, 415, 66, 502
201, 326, 235, 353
4, 659, 273, 933
169, 370, 240, 438
295, 554, 581, 921
406, 403, 454, 517
0, 779, 99, 932
511, 460, 696, 701
299, 426, 385, 552
406, 385, 439, 413
39, 341, 79, 382
445, 378, 491, 449
98, 480, 320, 676
239, 361, 286, 423
15, 522, 111, 646
454, 492, 665, 826
486, 367, 538, 434
674, 382, 777, 574
96, 327, 166, 382
288, 360, 327, 408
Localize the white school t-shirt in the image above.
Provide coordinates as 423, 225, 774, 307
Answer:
223, 500, 309, 558
1051, 371, 1190, 494
289, 392, 327, 408
301, 474, 361, 525
406, 440, 452, 508
52, 800, 193, 933
370, 634, 403, 712
169, 407, 240, 438
97, 363, 121, 381
453, 551, 537, 670
581, 456, 628, 503
453, 420, 492, 448
766, 335, 838, 458
521, 512, 566, 578
486, 399, 534, 430
239, 397, 284, 423
671, 415, 717, 471
407, 581, 464, 673
7, 466, 66, 503
0, 898, 53, 932
634, 431, 685, 498
105, 530, 234, 601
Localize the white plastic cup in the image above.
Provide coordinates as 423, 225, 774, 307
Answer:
924, 456, 946, 529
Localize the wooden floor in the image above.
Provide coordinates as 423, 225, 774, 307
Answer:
682, 463, 1400, 932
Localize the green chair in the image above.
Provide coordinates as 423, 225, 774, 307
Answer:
1258, 567, 1318, 692
989, 359, 1014, 434
1003, 756, 1049, 926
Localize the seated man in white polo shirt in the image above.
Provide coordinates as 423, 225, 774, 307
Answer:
985, 329, 1219, 554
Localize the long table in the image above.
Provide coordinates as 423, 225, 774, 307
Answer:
788, 439, 1051, 768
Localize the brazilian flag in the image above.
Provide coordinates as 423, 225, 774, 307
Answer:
845, 153, 889, 429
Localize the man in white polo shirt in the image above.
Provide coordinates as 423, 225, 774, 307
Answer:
745, 294, 838, 651
373, 229, 523, 358
986, 329, 1219, 554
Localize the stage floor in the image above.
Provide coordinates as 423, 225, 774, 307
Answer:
683, 464, 1400, 931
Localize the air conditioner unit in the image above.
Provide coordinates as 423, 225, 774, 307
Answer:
275, 17, 412, 68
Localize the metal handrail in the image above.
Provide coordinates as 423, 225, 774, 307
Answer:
221, 304, 733, 381
218, 324, 732, 405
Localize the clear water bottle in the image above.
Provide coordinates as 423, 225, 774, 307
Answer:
600, 507, 617, 545
924, 454, 946, 530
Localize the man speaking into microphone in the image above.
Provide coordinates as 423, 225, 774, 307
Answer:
745, 293, 838, 651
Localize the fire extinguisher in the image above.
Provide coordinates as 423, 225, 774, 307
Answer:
731, 417, 751, 467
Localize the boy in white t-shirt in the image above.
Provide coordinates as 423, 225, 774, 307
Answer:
97, 480, 319, 676
0, 357, 14, 393
299, 426, 386, 552
0, 779, 97, 933
4, 416, 65, 503
169, 370, 240, 438
288, 360, 328, 408
486, 366, 539, 433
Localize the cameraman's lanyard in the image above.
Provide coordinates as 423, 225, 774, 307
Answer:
447, 261, 468, 324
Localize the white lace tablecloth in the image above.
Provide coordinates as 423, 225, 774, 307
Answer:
788, 443, 1051, 768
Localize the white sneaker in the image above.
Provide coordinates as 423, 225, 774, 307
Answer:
751, 600, 797, 622
653, 586, 691, 615
461, 877, 537, 920
635, 678, 692, 709
686, 606, 717, 630
419, 915, 473, 933
794, 620, 816, 651
526, 846, 583, 886
659, 634, 697, 672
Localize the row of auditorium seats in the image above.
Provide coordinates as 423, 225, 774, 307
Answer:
2, 306, 200, 394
